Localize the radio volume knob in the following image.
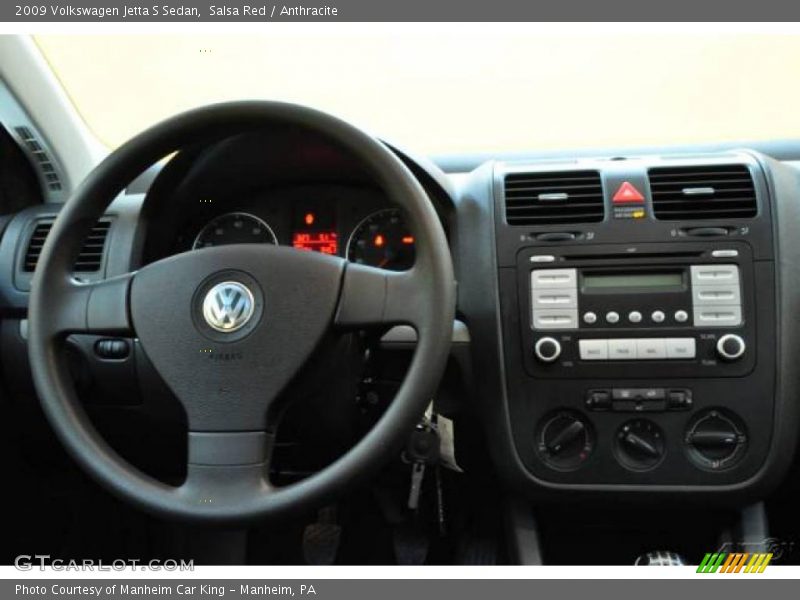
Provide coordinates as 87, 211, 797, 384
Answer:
535, 337, 562, 363
716, 334, 746, 361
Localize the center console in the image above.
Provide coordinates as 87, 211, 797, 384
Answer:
467, 151, 799, 496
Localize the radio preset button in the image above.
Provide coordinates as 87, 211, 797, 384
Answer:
692, 284, 741, 306
530, 255, 556, 263
532, 288, 578, 309
531, 268, 577, 289
674, 310, 689, 323
583, 311, 598, 324
693, 306, 742, 327
606, 311, 620, 324
579, 339, 609, 360
628, 311, 643, 323
665, 337, 696, 359
533, 309, 579, 330
608, 339, 637, 360
636, 338, 666, 359
651, 310, 666, 323
690, 264, 740, 285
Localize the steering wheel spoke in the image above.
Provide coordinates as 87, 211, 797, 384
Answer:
46, 272, 134, 337
335, 263, 425, 330
180, 431, 275, 504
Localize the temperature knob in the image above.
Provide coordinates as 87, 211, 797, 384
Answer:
615, 419, 665, 471
536, 411, 594, 470
534, 337, 562, 363
716, 334, 746, 361
685, 409, 747, 470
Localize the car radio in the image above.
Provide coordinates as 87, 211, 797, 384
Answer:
518, 241, 756, 380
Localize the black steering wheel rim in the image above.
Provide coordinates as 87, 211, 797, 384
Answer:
27, 101, 456, 522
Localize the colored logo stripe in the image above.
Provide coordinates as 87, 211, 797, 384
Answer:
733, 553, 749, 573
720, 553, 737, 572
696, 552, 772, 573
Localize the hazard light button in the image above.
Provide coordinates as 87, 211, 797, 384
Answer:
612, 181, 645, 203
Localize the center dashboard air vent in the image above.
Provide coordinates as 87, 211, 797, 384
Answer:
649, 164, 758, 220
504, 170, 605, 226
23, 219, 112, 273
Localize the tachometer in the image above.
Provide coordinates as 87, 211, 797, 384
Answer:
193, 212, 277, 249
346, 209, 415, 271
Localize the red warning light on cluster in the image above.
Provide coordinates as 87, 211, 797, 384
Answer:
304, 212, 316, 226
292, 231, 338, 255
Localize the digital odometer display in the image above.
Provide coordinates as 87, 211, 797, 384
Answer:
291, 205, 338, 255
292, 231, 338, 255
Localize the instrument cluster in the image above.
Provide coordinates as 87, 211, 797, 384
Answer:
179, 184, 418, 271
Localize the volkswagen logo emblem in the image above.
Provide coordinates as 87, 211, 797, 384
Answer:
202, 281, 256, 333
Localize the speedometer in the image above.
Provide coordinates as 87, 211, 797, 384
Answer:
193, 212, 277, 249
346, 209, 415, 271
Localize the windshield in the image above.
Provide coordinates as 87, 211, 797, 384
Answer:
34, 30, 800, 156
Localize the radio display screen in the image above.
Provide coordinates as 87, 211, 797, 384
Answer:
582, 272, 684, 291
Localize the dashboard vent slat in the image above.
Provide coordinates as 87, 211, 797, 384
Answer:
649, 164, 757, 220
504, 170, 604, 225
13, 126, 63, 192
23, 220, 112, 273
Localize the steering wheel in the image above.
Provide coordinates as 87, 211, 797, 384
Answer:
27, 102, 456, 522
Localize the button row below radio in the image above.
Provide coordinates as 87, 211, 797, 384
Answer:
579, 338, 696, 360
586, 388, 692, 412
583, 310, 689, 325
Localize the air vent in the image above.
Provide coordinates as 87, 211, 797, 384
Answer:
23, 220, 111, 273
649, 164, 757, 220
504, 170, 604, 225
13, 126, 63, 192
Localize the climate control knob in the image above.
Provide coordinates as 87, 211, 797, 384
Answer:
685, 409, 747, 470
534, 337, 562, 363
615, 419, 666, 471
716, 334, 746, 361
536, 410, 594, 470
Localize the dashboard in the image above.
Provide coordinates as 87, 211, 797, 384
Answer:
1, 119, 800, 510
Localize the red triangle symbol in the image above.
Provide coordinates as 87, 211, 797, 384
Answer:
612, 181, 645, 203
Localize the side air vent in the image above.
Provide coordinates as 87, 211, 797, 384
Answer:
649, 164, 757, 220
13, 126, 63, 192
23, 220, 112, 273
504, 170, 604, 225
